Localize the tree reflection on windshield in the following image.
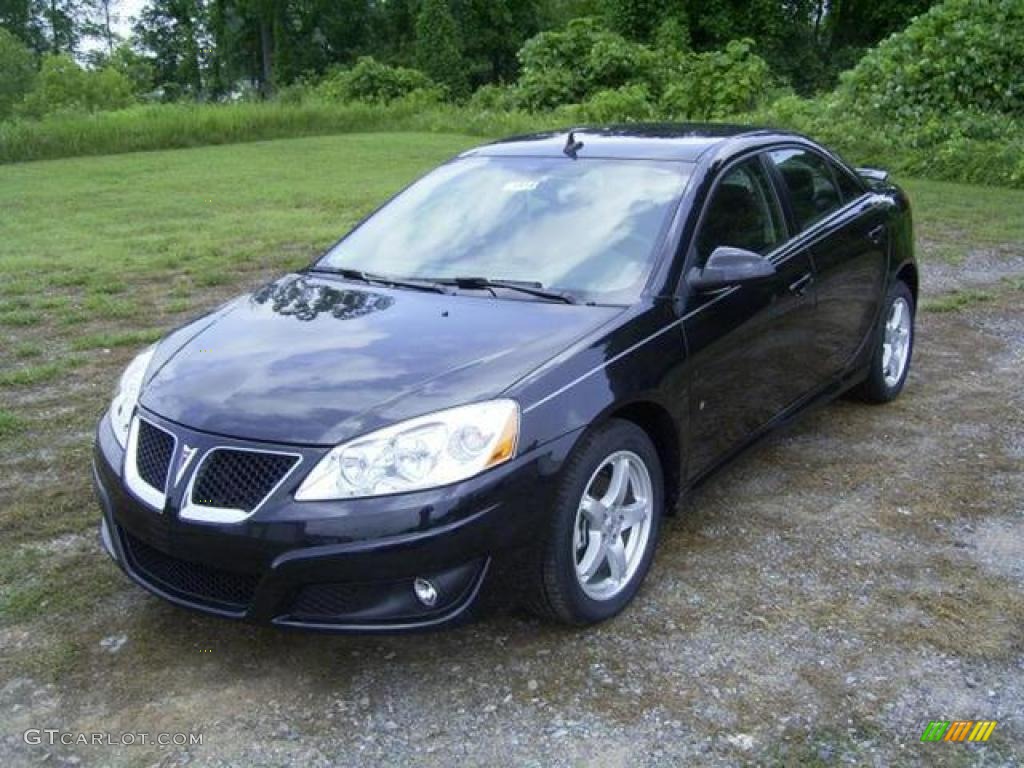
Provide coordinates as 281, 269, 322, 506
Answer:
251, 276, 394, 322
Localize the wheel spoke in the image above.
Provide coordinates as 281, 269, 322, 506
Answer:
578, 532, 608, 581
606, 535, 627, 582
601, 457, 631, 507
619, 500, 648, 528
580, 495, 607, 526
890, 300, 903, 328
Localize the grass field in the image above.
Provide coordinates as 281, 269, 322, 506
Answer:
0, 131, 1022, 664
2, 133, 1024, 765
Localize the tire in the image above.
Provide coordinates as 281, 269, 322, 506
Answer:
528, 419, 663, 625
854, 280, 915, 403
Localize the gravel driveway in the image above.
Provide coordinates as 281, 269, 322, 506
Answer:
2, 251, 1023, 768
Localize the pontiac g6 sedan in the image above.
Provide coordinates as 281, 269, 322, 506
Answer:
93, 125, 917, 630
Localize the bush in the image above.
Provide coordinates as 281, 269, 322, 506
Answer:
0, 28, 36, 121
743, 93, 1024, 188
467, 83, 522, 112
517, 18, 659, 110
581, 84, 654, 122
660, 39, 772, 120
315, 57, 435, 104
840, 0, 1024, 123
17, 55, 135, 118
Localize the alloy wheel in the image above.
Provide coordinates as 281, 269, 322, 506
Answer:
572, 450, 654, 601
882, 296, 912, 387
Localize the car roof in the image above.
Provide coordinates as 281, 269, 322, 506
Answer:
463, 124, 798, 163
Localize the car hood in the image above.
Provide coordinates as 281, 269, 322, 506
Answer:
140, 274, 621, 446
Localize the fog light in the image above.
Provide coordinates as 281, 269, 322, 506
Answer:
413, 577, 438, 607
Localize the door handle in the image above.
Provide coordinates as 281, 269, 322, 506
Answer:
868, 224, 886, 245
788, 273, 813, 297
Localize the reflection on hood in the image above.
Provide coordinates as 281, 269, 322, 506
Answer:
251, 275, 394, 322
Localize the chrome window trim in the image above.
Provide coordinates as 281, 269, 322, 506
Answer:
123, 414, 177, 512
180, 446, 303, 524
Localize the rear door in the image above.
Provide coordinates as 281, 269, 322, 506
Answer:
767, 148, 888, 381
683, 153, 818, 479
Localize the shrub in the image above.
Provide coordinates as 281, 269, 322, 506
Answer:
581, 84, 655, 122
840, 0, 1024, 123
743, 93, 1024, 188
467, 83, 522, 112
17, 55, 135, 118
517, 18, 659, 110
0, 28, 36, 120
103, 44, 157, 97
660, 39, 772, 120
315, 57, 435, 104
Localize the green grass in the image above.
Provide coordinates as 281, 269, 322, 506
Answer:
0, 359, 75, 387
71, 328, 166, 351
921, 289, 995, 313
0, 410, 25, 436
0, 133, 477, 291
902, 179, 1024, 263
0, 101, 549, 165
0, 308, 41, 326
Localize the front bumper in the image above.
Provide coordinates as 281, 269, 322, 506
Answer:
93, 408, 579, 632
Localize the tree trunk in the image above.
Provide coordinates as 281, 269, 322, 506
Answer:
259, 18, 274, 98
49, 0, 59, 52
104, 0, 113, 54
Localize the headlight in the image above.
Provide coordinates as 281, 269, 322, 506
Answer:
109, 345, 156, 448
295, 399, 520, 500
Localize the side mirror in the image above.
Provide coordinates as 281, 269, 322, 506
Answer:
687, 246, 776, 292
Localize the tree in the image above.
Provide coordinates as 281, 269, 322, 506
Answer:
415, 0, 467, 98
17, 51, 134, 116
91, 0, 117, 54
605, 0, 677, 43
0, 26, 36, 118
41, 0, 88, 54
133, 0, 207, 99
0, 0, 49, 53
453, 0, 541, 87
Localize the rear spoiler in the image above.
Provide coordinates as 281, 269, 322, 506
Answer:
856, 166, 890, 188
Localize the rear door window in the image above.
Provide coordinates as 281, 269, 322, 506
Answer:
769, 149, 844, 231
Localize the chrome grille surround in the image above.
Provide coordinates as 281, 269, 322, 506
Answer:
180, 446, 302, 524
123, 415, 177, 511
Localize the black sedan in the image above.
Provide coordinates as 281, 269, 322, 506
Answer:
92, 125, 917, 630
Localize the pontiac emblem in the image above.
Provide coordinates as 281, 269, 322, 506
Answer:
175, 443, 198, 486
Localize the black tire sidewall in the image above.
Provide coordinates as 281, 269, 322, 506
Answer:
545, 420, 663, 624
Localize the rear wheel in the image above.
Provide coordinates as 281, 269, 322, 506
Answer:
855, 280, 915, 403
529, 420, 663, 625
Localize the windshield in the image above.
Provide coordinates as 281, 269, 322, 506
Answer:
316, 156, 693, 303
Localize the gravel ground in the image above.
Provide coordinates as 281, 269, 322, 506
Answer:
2, 252, 1023, 768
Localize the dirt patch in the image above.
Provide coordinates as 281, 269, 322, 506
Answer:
921, 246, 1024, 294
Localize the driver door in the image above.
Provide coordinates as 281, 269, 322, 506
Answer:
683, 153, 818, 479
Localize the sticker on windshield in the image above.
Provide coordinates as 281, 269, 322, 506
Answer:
503, 180, 540, 193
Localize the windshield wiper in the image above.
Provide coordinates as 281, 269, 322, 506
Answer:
310, 266, 450, 295
441, 276, 578, 304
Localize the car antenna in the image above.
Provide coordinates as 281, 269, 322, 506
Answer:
563, 130, 584, 159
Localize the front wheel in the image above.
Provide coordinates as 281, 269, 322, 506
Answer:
528, 420, 663, 625
855, 280, 915, 403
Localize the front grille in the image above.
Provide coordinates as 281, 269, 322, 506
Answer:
191, 449, 298, 513
122, 530, 259, 609
136, 419, 175, 492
